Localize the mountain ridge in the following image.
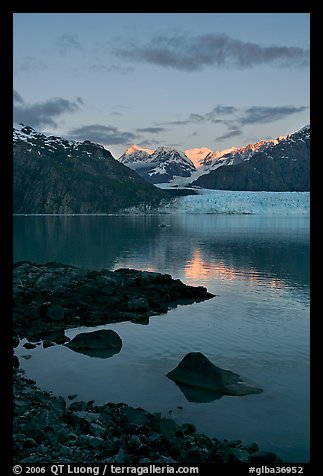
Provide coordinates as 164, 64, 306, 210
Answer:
13, 124, 170, 214
117, 126, 309, 189
119, 145, 196, 184
190, 125, 310, 191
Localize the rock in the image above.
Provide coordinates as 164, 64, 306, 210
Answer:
130, 314, 150, 325
181, 448, 209, 464
220, 440, 242, 449
138, 457, 151, 464
76, 435, 106, 450
23, 437, 37, 448
23, 342, 36, 349
90, 423, 106, 439
128, 297, 150, 312
118, 406, 152, 426
13, 355, 20, 368
181, 423, 196, 434
156, 455, 177, 464
47, 304, 65, 321
166, 352, 262, 398
156, 418, 179, 435
228, 448, 251, 463
20, 422, 45, 441
67, 394, 77, 400
245, 442, 259, 453
29, 408, 62, 429
65, 330, 122, 358
248, 451, 283, 464
55, 335, 70, 344
50, 396, 66, 412
127, 435, 141, 449
69, 401, 89, 412
14, 262, 215, 339
59, 446, 73, 457
114, 448, 131, 463
43, 330, 69, 345
73, 411, 101, 424
13, 337, 20, 348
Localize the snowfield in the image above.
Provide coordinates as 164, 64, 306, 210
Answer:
158, 189, 310, 215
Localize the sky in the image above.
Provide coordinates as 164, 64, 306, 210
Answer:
13, 13, 310, 159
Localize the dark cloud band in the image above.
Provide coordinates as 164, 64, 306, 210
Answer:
239, 106, 308, 125
215, 129, 242, 142
13, 90, 82, 128
158, 104, 307, 128
114, 33, 309, 71
68, 124, 136, 145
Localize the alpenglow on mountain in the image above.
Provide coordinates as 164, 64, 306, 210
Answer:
119, 125, 310, 191
191, 125, 310, 191
119, 146, 196, 184
13, 124, 169, 214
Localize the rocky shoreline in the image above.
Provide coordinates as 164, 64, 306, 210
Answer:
13, 261, 284, 464
13, 368, 283, 464
13, 262, 214, 341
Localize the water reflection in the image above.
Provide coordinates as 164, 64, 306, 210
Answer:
13, 215, 309, 299
64, 345, 122, 359
13, 215, 161, 270
184, 249, 258, 282
170, 381, 224, 403
184, 249, 287, 290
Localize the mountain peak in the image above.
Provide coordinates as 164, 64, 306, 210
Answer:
124, 144, 154, 156
184, 147, 213, 168
191, 124, 310, 191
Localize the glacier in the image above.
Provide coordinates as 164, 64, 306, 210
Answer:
157, 189, 310, 215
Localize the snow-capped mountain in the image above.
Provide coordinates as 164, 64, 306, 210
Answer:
118, 135, 290, 187
119, 145, 196, 184
184, 147, 213, 168
13, 124, 169, 214
191, 125, 310, 191
201, 139, 284, 171
201, 146, 239, 166
119, 144, 154, 165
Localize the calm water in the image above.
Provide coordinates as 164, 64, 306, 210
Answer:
13, 214, 310, 462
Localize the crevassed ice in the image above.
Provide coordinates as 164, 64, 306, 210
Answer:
159, 190, 310, 215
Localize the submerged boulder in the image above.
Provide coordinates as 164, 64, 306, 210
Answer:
65, 329, 122, 358
166, 352, 262, 400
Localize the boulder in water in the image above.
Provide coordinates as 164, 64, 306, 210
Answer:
65, 329, 122, 358
166, 352, 262, 398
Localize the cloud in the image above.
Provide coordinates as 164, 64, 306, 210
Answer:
157, 119, 191, 126
82, 64, 135, 74
154, 100, 307, 147
157, 104, 238, 126
215, 129, 242, 142
113, 33, 309, 71
58, 32, 83, 56
13, 90, 82, 128
211, 105, 238, 115
68, 124, 136, 145
13, 90, 24, 104
15, 56, 48, 74
136, 127, 167, 134
188, 113, 205, 123
156, 103, 307, 141
167, 107, 237, 126
238, 106, 308, 125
